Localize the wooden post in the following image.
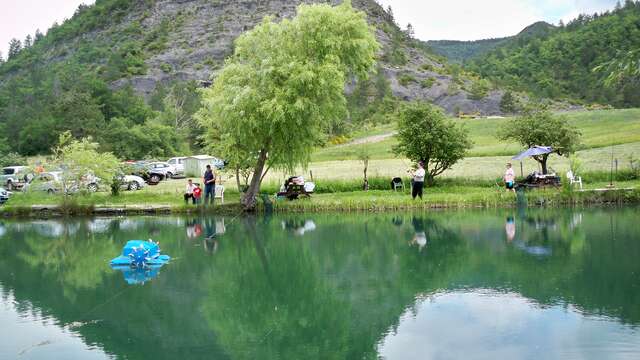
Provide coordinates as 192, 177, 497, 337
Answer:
520, 162, 523, 178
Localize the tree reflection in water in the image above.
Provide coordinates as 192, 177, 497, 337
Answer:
0, 209, 637, 359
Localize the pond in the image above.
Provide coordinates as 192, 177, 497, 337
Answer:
0, 209, 639, 359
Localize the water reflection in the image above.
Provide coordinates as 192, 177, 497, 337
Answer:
0, 209, 638, 359
379, 290, 640, 360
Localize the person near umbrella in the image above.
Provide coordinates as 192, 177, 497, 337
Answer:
504, 163, 516, 193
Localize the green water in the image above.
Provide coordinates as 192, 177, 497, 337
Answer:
0, 209, 639, 359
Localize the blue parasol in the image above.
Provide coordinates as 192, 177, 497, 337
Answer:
512, 146, 553, 161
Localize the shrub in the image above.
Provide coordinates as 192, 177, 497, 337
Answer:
468, 79, 492, 100
0, 152, 27, 167
420, 77, 435, 88
398, 73, 417, 86
160, 63, 172, 73
419, 63, 434, 72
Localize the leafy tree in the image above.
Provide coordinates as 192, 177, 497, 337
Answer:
500, 90, 520, 113
497, 107, 581, 174
100, 117, 184, 160
393, 102, 472, 185
155, 81, 203, 146
0, 51, 4, 63
405, 23, 414, 39
357, 143, 371, 190
0, 152, 26, 168
51, 132, 120, 194
468, 78, 491, 100
34, 29, 44, 43
594, 48, 640, 86
7, 38, 21, 59
53, 90, 105, 139
24, 35, 33, 48
198, 2, 379, 210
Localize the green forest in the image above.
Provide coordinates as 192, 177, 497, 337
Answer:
0, 0, 201, 159
467, 1, 640, 107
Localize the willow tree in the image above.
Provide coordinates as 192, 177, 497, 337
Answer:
197, 1, 379, 211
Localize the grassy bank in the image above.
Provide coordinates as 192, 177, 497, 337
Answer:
2, 174, 638, 217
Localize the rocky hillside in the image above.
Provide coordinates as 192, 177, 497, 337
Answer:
0, 0, 505, 116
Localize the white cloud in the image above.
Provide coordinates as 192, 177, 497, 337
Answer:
377, 290, 640, 359
376, 0, 618, 40
0, 0, 95, 57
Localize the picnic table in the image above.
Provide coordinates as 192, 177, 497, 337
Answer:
277, 177, 315, 200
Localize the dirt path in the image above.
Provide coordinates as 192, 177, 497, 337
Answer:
336, 132, 397, 148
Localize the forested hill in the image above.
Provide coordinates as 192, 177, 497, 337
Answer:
0, 0, 506, 158
467, 1, 640, 107
426, 22, 556, 63
426, 38, 508, 64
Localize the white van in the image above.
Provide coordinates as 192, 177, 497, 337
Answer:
167, 157, 187, 176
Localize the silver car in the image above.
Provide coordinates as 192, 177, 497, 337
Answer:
147, 162, 177, 179
25, 172, 100, 194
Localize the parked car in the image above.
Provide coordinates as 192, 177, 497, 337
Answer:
116, 174, 146, 191
24, 172, 100, 194
147, 162, 177, 180
128, 161, 169, 185
167, 157, 187, 176
0, 187, 11, 204
212, 157, 227, 170
1, 166, 30, 191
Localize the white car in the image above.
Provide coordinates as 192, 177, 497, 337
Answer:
167, 157, 187, 175
1, 166, 30, 191
120, 175, 146, 191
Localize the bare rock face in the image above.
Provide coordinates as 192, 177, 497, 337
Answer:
111, 0, 503, 115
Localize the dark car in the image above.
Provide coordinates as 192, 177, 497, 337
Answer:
128, 161, 165, 185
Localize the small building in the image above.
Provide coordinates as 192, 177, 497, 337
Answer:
184, 155, 217, 177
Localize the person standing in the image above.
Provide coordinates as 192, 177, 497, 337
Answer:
184, 179, 196, 205
504, 163, 516, 193
203, 165, 216, 206
411, 161, 426, 200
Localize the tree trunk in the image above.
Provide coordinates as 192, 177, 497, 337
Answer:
235, 167, 242, 193
540, 154, 549, 174
241, 148, 268, 212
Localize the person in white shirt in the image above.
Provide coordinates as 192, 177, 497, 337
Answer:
184, 179, 197, 204
504, 163, 516, 193
411, 161, 426, 200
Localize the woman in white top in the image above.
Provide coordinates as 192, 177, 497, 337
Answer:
411, 161, 426, 200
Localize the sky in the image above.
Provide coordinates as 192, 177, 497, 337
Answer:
0, 0, 620, 57
376, 0, 620, 40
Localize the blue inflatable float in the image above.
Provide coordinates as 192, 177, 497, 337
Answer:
110, 240, 170, 267
110, 240, 170, 284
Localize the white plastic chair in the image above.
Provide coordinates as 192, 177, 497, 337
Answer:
215, 185, 225, 204
566, 171, 583, 190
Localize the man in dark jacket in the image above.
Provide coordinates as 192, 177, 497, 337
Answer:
203, 165, 216, 206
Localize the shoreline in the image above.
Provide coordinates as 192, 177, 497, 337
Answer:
1, 188, 637, 219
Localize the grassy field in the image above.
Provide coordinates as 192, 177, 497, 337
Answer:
311, 109, 640, 162
271, 141, 640, 182
2, 109, 639, 215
